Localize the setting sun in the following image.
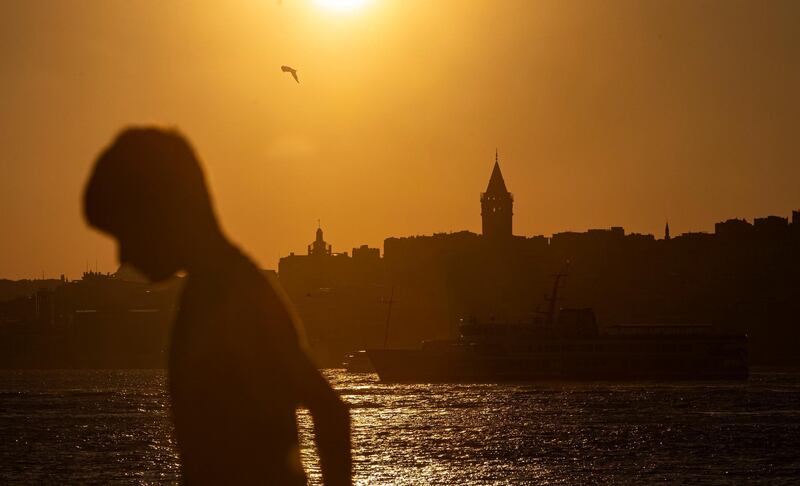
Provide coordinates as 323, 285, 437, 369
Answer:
314, 0, 369, 13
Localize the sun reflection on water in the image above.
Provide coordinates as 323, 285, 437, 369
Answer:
1, 369, 799, 484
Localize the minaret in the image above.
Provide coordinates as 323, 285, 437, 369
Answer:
480, 151, 514, 239
664, 221, 671, 241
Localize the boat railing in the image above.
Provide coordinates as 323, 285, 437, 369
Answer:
604, 324, 714, 336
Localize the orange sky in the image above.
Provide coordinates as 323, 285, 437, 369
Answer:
1, 0, 798, 279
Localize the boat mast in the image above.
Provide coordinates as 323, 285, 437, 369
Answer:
382, 283, 395, 348
545, 261, 569, 325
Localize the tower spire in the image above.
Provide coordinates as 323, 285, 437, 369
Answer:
481, 151, 514, 238
485, 155, 508, 194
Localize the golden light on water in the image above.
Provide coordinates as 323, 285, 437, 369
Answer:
314, 0, 370, 14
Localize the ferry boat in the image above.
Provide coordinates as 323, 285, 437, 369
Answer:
367, 270, 748, 383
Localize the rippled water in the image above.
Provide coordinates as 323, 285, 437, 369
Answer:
1, 369, 799, 484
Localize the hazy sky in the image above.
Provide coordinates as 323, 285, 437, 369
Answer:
1, 0, 798, 279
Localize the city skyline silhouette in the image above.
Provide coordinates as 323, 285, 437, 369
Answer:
2, 153, 796, 281
3, 154, 797, 369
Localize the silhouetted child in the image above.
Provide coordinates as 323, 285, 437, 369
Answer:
84, 127, 351, 485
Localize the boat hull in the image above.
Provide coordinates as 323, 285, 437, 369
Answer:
367, 344, 748, 383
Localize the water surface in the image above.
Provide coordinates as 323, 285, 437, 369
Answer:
1, 369, 798, 484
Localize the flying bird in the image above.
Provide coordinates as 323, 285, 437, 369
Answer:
281, 65, 299, 84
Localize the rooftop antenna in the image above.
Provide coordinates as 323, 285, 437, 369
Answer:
495, 148, 499, 164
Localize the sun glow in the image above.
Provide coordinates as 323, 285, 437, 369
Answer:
314, 0, 369, 13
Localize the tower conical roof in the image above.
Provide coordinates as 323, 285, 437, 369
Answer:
485, 160, 508, 194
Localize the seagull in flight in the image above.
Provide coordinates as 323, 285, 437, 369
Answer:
281, 65, 299, 84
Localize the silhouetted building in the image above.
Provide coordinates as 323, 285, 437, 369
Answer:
550, 227, 626, 254
715, 218, 753, 238
309, 225, 332, 256
0, 270, 181, 368
352, 245, 380, 260
35, 288, 55, 326
480, 152, 514, 239
279, 226, 351, 293
627, 233, 656, 245
664, 221, 670, 241
674, 231, 714, 243
384, 231, 482, 264
754, 215, 789, 237
278, 227, 386, 364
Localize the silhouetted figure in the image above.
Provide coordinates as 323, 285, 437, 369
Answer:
281, 65, 300, 83
83, 128, 351, 485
